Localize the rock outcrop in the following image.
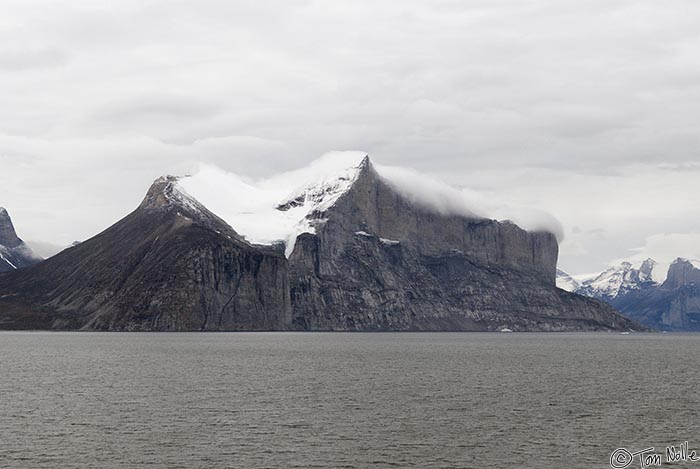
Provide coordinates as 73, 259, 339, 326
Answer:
606, 259, 700, 331
287, 158, 630, 331
0, 178, 291, 330
0, 156, 640, 331
0, 207, 41, 273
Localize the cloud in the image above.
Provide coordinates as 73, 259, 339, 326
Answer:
0, 47, 69, 71
1, 0, 700, 274
377, 163, 564, 240
376, 164, 487, 218
24, 240, 66, 259
620, 233, 700, 266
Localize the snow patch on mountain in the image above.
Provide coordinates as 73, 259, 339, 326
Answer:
581, 262, 640, 298
0, 250, 17, 269
556, 269, 580, 292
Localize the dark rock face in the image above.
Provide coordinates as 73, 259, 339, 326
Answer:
0, 207, 41, 273
663, 259, 700, 289
287, 161, 636, 331
0, 178, 291, 330
610, 259, 700, 331
0, 162, 641, 331
0, 208, 22, 249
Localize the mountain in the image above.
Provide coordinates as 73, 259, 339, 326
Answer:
0, 154, 640, 331
567, 258, 700, 330
575, 258, 661, 300
555, 269, 580, 292
0, 177, 290, 330
611, 258, 700, 331
0, 207, 41, 273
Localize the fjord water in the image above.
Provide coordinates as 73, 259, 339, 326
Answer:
2, 333, 699, 468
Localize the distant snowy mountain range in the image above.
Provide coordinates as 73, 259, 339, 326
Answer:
557, 258, 667, 296
558, 258, 700, 330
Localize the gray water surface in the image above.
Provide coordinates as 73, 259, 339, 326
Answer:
1, 332, 698, 468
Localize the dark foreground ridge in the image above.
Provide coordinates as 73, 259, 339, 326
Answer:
0, 158, 641, 331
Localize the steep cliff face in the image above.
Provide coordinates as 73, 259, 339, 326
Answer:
0, 156, 640, 331
0, 177, 291, 330
298, 157, 558, 282
0, 207, 41, 273
286, 158, 635, 331
663, 259, 700, 289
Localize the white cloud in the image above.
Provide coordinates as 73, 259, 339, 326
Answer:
1, 0, 700, 274
621, 233, 700, 266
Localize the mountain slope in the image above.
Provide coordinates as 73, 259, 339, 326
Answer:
610, 258, 700, 331
0, 177, 291, 330
0, 207, 41, 273
0, 155, 641, 331
568, 258, 700, 330
282, 157, 635, 331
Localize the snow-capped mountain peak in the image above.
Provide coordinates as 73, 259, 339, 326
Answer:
575, 258, 663, 299
176, 152, 370, 257
276, 154, 369, 213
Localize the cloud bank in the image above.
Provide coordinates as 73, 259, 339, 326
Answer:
1, 0, 700, 273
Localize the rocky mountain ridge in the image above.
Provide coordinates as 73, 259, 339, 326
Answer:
559, 258, 700, 330
0, 155, 640, 331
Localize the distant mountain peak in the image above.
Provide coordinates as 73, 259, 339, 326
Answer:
276, 153, 372, 213
139, 175, 186, 210
671, 257, 700, 268
639, 258, 657, 278
0, 207, 41, 272
576, 259, 661, 299
663, 258, 700, 288
138, 174, 245, 245
140, 175, 216, 218
0, 206, 22, 249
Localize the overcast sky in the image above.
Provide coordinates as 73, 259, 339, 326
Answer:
1, 0, 700, 275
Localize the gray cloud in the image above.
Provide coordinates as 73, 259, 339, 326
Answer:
1, 0, 699, 274
0, 47, 69, 71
